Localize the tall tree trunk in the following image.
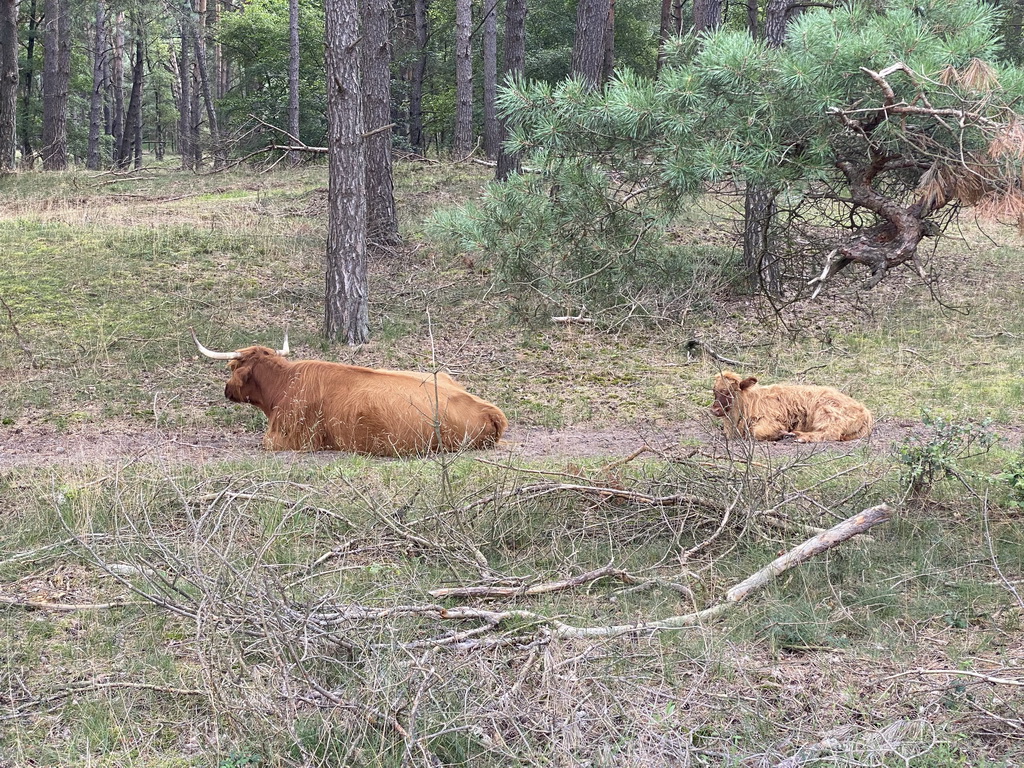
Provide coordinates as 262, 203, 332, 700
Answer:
145, 42, 164, 159
0, 0, 18, 173
86, 0, 105, 170
571, 0, 611, 89
693, 0, 721, 33
482, 0, 499, 158
495, 0, 525, 179
602, 0, 615, 83
287, 0, 300, 163
408, 0, 428, 152
119, 27, 144, 169
177, 28, 193, 169
192, 0, 223, 167
324, 0, 369, 344
741, 0, 787, 295
111, 11, 125, 166
657, 0, 671, 73
41, 0, 70, 170
452, 0, 473, 157
18, 0, 37, 167
193, 26, 222, 167
363, 0, 399, 245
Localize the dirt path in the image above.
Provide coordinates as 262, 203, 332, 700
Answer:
0, 418, 992, 471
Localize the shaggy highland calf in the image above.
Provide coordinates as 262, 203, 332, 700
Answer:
193, 331, 508, 456
711, 370, 873, 443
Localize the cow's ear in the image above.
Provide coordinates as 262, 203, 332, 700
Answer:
739, 377, 758, 390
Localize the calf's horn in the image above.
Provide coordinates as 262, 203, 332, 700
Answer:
277, 330, 290, 357
191, 328, 242, 360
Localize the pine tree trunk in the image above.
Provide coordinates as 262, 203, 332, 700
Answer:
41, 0, 70, 170
193, 27, 223, 167
496, 0, 526, 179
453, 0, 474, 158
602, 0, 615, 83
571, 0, 610, 89
482, 0, 499, 158
86, 0, 106, 170
177, 29, 193, 169
363, 0, 400, 245
192, 0, 223, 168
111, 12, 125, 166
657, 0, 671, 73
693, 0, 721, 33
408, 0, 427, 152
19, 0, 38, 168
119, 29, 144, 169
0, 0, 18, 172
288, 0, 300, 163
741, 0, 787, 295
325, 0, 369, 344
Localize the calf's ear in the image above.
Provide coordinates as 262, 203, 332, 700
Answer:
739, 377, 758, 390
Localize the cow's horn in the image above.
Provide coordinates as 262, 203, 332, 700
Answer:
191, 328, 241, 360
276, 330, 290, 357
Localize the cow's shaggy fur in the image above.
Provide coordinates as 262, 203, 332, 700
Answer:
711, 370, 872, 443
219, 346, 508, 455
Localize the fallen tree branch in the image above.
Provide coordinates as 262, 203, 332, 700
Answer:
420, 504, 893, 641
460, 481, 727, 515
882, 668, 1024, 687
0, 594, 130, 611
684, 339, 746, 367
726, 504, 892, 602
428, 563, 693, 601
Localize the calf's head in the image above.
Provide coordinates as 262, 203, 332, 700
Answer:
711, 371, 758, 417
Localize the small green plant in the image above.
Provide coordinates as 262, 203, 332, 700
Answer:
994, 450, 1024, 510
896, 412, 998, 497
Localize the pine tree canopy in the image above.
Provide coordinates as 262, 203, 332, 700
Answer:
436, 0, 1024, 314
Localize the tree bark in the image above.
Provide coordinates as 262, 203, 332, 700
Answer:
287, 0, 300, 164
571, 0, 611, 89
741, 0, 785, 295
0, 0, 18, 173
177, 25, 194, 169
86, 0, 106, 170
192, 0, 223, 168
602, 0, 615, 84
324, 0, 369, 344
693, 0, 721, 33
118, 26, 144, 169
41, 0, 70, 170
453, 0, 474, 157
495, 0, 526, 179
408, 0, 428, 152
482, 0, 499, 158
18, 0, 37, 167
363, 0, 400, 245
111, 11, 125, 166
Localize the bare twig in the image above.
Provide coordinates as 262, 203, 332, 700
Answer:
882, 668, 1024, 687
684, 339, 746, 367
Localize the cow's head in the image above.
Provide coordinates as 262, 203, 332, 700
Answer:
711, 371, 757, 417
192, 330, 290, 412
